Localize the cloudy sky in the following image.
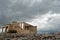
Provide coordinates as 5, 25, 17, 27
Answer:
0, 0, 60, 33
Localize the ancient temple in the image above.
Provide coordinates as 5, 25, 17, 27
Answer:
2, 21, 37, 35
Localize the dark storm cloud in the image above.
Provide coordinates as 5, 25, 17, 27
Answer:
7, 0, 60, 21
0, 0, 11, 24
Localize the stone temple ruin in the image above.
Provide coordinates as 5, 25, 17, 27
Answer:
0, 21, 37, 40
2, 21, 37, 35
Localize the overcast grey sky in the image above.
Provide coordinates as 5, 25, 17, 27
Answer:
0, 0, 60, 33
